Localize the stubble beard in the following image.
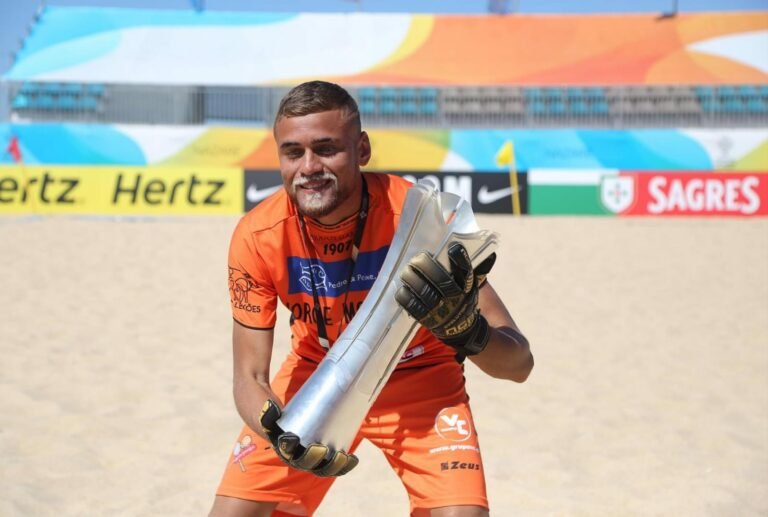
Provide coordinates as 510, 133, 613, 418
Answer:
291, 171, 347, 219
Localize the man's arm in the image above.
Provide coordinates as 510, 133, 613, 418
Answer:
396, 243, 533, 383
232, 319, 360, 476
468, 282, 533, 382
232, 320, 278, 440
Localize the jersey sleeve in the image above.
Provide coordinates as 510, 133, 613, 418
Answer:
227, 218, 278, 329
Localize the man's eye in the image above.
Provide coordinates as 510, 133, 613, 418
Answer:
285, 149, 303, 159
315, 146, 337, 156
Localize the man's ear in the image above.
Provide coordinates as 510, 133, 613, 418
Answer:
358, 131, 372, 166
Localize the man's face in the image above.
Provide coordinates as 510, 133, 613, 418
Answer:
275, 109, 371, 223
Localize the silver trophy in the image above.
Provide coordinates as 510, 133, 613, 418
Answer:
277, 179, 499, 453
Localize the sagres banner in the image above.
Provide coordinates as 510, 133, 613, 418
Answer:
529, 169, 768, 216
0, 165, 243, 215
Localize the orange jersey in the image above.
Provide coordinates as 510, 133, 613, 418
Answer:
228, 172, 456, 368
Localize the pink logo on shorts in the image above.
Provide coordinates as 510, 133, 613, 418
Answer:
232, 435, 257, 472
434, 406, 472, 442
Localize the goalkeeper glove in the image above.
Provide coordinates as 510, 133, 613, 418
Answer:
396, 242, 496, 356
259, 400, 359, 477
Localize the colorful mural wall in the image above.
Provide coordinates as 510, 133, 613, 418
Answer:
3, 8, 767, 85
2, 124, 767, 171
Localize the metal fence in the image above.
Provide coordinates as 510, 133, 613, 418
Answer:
3, 81, 767, 128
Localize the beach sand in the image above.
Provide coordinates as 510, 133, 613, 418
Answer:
1, 215, 766, 516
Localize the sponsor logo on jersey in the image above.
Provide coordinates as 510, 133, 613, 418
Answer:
287, 245, 389, 296
434, 406, 473, 442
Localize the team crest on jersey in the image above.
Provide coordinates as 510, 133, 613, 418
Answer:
229, 267, 258, 302
229, 267, 261, 313
298, 263, 328, 292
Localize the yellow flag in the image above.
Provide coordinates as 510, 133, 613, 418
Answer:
495, 140, 521, 216
495, 140, 515, 168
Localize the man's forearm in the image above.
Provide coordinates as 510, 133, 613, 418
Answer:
233, 374, 279, 441
468, 325, 533, 382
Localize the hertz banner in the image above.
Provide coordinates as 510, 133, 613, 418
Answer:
0, 165, 243, 215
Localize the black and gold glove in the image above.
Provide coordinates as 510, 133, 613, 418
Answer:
259, 400, 359, 477
395, 242, 496, 356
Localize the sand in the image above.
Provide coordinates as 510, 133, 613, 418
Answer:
1, 214, 766, 516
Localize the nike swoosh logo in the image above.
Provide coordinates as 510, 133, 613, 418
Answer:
246, 183, 282, 203
477, 185, 519, 204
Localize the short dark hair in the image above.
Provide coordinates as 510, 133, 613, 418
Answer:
274, 80, 361, 132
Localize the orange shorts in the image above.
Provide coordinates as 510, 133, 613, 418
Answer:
216, 353, 488, 515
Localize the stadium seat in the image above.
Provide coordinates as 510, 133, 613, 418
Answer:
359, 99, 377, 115
585, 87, 605, 100
358, 87, 377, 102
746, 98, 767, 114
419, 87, 438, 102
33, 94, 56, 109
718, 86, 737, 98
570, 100, 590, 115
379, 87, 398, 102
379, 99, 398, 115
441, 98, 462, 115
738, 85, 758, 99
677, 99, 701, 114
420, 100, 439, 115
86, 83, 105, 96
549, 100, 567, 115
58, 95, 78, 110
722, 98, 744, 113
60, 83, 82, 95
399, 87, 417, 100
567, 88, 585, 100
523, 88, 543, 100
592, 100, 610, 115
543, 87, 564, 100
483, 99, 503, 115
400, 100, 419, 115
40, 83, 62, 95
12, 94, 30, 109
657, 99, 677, 113
503, 99, 525, 115
527, 100, 547, 115
79, 96, 100, 111
700, 98, 721, 113
19, 82, 36, 95
694, 85, 714, 98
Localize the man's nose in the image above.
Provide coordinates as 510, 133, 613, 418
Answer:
300, 150, 322, 174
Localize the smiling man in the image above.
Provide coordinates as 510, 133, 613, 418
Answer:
210, 81, 533, 517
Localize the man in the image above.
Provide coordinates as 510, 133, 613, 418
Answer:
211, 81, 533, 517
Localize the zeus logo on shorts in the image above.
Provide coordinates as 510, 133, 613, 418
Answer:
434, 406, 472, 442
441, 461, 482, 471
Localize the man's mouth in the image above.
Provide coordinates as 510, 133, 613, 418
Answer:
296, 175, 335, 193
